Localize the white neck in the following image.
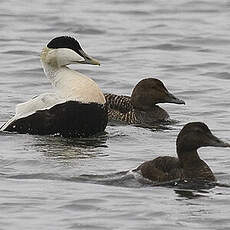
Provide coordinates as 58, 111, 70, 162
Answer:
40, 48, 106, 105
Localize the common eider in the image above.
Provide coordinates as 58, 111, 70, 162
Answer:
134, 122, 230, 182
1, 36, 108, 137
105, 78, 185, 125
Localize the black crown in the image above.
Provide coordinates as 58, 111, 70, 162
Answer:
47, 36, 83, 54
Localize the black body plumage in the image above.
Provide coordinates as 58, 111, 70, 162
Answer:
4, 101, 108, 138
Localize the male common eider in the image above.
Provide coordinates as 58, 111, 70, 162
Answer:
134, 122, 230, 182
1, 36, 108, 137
105, 78, 185, 125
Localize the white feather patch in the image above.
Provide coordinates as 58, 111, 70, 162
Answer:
0, 93, 65, 131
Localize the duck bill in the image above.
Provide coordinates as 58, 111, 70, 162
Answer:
165, 92, 185, 105
207, 133, 230, 148
78, 49, 100, 65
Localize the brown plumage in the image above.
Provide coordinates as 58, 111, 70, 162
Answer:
135, 122, 230, 182
105, 78, 185, 125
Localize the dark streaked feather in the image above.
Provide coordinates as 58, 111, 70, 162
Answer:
104, 93, 169, 124
104, 93, 133, 113
104, 93, 138, 124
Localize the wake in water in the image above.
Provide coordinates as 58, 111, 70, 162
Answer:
3, 168, 230, 201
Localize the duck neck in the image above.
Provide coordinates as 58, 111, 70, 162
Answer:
41, 58, 83, 92
40, 47, 75, 86
41, 61, 59, 81
133, 103, 163, 112
177, 147, 215, 181
40, 48, 60, 83
177, 148, 201, 168
135, 104, 169, 118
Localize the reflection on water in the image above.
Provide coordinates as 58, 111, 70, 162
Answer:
108, 118, 179, 134
32, 133, 109, 160
134, 120, 179, 132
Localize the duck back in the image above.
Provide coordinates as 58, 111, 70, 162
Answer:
105, 93, 169, 124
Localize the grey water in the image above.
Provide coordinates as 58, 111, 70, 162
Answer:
0, 0, 230, 229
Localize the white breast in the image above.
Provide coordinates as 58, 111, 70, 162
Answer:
52, 67, 106, 104
40, 47, 105, 105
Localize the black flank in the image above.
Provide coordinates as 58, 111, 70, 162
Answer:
5, 101, 108, 138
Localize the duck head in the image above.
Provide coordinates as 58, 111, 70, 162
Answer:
41, 36, 100, 67
176, 122, 230, 157
130, 78, 185, 111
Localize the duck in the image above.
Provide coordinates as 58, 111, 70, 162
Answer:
134, 122, 230, 182
105, 78, 185, 125
0, 36, 108, 137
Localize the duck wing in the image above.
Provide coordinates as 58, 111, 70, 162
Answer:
136, 156, 183, 182
104, 93, 139, 124
1, 93, 65, 131
104, 93, 133, 113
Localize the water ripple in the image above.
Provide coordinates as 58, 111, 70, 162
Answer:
1, 0, 230, 229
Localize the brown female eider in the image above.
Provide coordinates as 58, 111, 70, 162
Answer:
135, 122, 230, 182
105, 78, 185, 125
